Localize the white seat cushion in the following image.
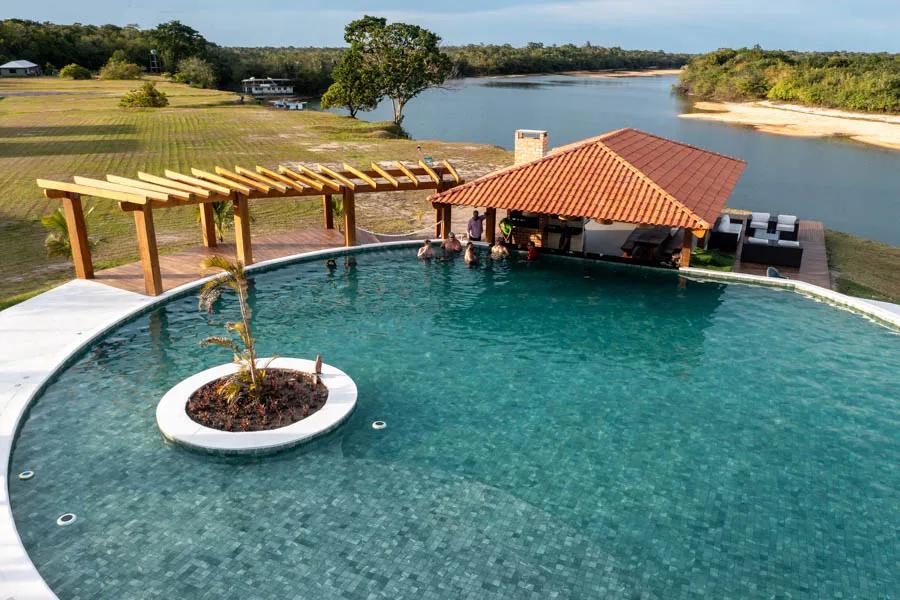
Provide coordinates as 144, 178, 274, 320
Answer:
746, 236, 769, 245
751, 212, 770, 223
776, 215, 797, 232
777, 239, 801, 248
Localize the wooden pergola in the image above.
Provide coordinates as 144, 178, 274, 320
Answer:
38, 160, 462, 295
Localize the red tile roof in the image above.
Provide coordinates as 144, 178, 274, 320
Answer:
431, 128, 746, 231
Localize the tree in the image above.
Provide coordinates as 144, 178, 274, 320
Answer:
174, 56, 217, 88
341, 16, 452, 125
99, 58, 143, 80
119, 81, 169, 107
59, 63, 91, 79
198, 256, 264, 403
150, 20, 207, 71
320, 47, 381, 117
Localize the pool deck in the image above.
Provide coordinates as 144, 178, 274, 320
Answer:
733, 220, 831, 288
2, 240, 899, 600
94, 227, 379, 295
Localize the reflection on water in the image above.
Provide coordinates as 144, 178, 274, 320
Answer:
317, 75, 900, 245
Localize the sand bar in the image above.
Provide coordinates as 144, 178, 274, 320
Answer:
562, 68, 682, 78
680, 100, 900, 151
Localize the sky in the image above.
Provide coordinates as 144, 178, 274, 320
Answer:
8, 0, 900, 52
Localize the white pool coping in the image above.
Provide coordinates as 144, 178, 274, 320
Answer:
0, 240, 897, 599
156, 358, 356, 454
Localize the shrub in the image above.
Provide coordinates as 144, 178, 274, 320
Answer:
174, 56, 217, 88
59, 63, 92, 80
119, 81, 169, 108
99, 59, 143, 80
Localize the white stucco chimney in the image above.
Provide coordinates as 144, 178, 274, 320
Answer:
514, 129, 548, 164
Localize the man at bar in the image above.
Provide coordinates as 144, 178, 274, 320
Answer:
467, 210, 487, 241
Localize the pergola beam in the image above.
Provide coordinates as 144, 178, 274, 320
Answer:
191, 168, 253, 195
395, 161, 420, 183
442, 160, 461, 184
371, 162, 399, 187
343, 163, 378, 189
418, 160, 442, 185
295, 165, 341, 191
164, 170, 232, 195
278, 166, 325, 191
235, 166, 288, 193
37, 179, 149, 204
255, 166, 306, 192
73, 176, 171, 202
214, 166, 270, 193
106, 175, 192, 200
317, 164, 356, 190
137, 172, 212, 197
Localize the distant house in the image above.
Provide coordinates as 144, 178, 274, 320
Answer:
241, 77, 293, 96
0, 60, 41, 77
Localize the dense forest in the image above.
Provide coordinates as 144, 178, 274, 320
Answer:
0, 19, 687, 95
676, 47, 900, 112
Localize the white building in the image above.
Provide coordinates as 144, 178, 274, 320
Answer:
0, 60, 41, 77
241, 77, 294, 96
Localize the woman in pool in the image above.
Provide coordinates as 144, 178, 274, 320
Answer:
417, 240, 434, 259
526, 241, 539, 261
490, 239, 510, 259
464, 242, 479, 266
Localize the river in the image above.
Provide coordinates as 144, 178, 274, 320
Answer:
317, 74, 899, 245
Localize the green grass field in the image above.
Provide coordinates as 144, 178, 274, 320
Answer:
0, 77, 510, 305
825, 230, 900, 303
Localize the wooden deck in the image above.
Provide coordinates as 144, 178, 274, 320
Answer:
94, 228, 378, 295
733, 220, 831, 288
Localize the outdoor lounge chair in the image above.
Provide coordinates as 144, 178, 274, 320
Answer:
708, 214, 743, 251
775, 215, 799, 240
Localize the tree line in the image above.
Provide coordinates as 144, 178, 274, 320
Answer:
676, 47, 900, 113
1, 18, 688, 95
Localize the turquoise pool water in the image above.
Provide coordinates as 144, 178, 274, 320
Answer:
9, 247, 900, 599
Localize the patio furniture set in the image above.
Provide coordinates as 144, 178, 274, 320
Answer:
709, 212, 803, 268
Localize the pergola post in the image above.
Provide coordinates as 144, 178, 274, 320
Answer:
133, 204, 163, 295
441, 204, 452, 239
199, 202, 217, 247
233, 194, 253, 265
342, 189, 356, 246
61, 192, 94, 279
322, 194, 334, 230
679, 228, 695, 268
485, 208, 497, 245
434, 204, 442, 238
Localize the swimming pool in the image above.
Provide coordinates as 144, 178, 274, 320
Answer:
9, 247, 900, 599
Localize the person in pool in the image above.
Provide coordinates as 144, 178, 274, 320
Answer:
526, 240, 539, 261
417, 240, 434, 259
325, 258, 337, 272
464, 242, 479, 266
491, 238, 510, 259
441, 232, 462, 254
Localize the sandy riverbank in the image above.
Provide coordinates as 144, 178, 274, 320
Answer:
562, 68, 682, 78
680, 100, 900, 151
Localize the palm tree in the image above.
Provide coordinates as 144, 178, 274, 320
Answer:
198, 256, 263, 403
41, 205, 99, 258
196, 201, 233, 242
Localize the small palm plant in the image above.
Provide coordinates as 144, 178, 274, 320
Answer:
198, 255, 265, 404
196, 201, 233, 242
41, 205, 100, 258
